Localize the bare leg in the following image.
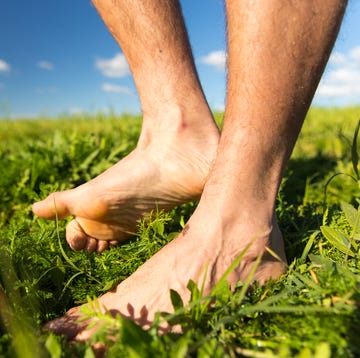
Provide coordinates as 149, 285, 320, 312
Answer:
32, 0, 219, 252
46, 0, 346, 340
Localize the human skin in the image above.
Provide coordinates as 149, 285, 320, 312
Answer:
39, 0, 347, 342
32, 0, 220, 253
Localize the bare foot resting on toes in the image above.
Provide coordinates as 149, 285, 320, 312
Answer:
44, 202, 287, 342
32, 128, 219, 253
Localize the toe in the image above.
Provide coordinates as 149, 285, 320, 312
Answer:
66, 220, 112, 253
84, 237, 98, 253
91, 342, 107, 358
97, 240, 109, 253
66, 219, 89, 251
44, 307, 86, 340
32, 190, 73, 220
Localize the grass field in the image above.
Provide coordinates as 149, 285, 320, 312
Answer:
0, 107, 359, 357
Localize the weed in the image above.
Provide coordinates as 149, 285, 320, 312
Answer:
0, 108, 359, 357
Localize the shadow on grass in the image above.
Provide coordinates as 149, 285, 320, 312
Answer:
277, 155, 360, 357
283, 154, 337, 206
0, 148, 358, 356
348, 307, 360, 356
277, 154, 337, 263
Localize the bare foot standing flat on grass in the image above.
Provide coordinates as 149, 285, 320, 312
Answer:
33, 0, 347, 343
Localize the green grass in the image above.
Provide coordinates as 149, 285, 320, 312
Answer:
0, 107, 359, 357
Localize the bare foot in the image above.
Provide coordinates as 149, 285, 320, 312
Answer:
32, 116, 219, 252
44, 197, 287, 341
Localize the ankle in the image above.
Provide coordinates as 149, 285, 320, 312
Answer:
138, 104, 219, 149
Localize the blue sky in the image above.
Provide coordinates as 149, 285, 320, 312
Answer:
1, 1, 359, 119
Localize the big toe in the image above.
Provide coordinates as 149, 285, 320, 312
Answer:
32, 190, 73, 220
44, 307, 86, 341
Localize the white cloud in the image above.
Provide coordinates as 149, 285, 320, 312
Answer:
199, 50, 227, 71
330, 68, 360, 82
328, 52, 347, 66
101, 82, 132, 94
95, 53, 130, 78
0, 59, 10, 73
37, 60, 54, 71
315, 46, 360, 105
349, 46, 360, 61
213, 102, 225, 112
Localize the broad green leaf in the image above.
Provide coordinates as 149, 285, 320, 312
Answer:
309, 254, 335, 269
300, 230, 319, 262
290, 271, 323, 292
45, 334, 62, 358
170, 288, 184, 311
340, 201, 357, 226
179, 216, 185, 228
187, 279, 200, 303
121, 317, 152, 358
84, 347, 96, 358
101, 278, 121, 292
340, 201, 360, 232
211, 279, 231, 304
314, 342, 331, 358
170, 334, 190, 358
297, 347, 312, 358
320, 226, 354, 256
154, 220, 164, 236
197, 339, 224, 358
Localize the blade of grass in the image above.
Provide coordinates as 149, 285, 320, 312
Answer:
53, 197, 82, 273
210, 239, 257, 297
0, 252, 45, 358
300, 230, 319, 263
351, 119, 360, 180
53, 197, 101, 284
236, 254, 262, 304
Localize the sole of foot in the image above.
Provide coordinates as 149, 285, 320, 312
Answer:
32, 130, 219, 252
44, 204, 286, 342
